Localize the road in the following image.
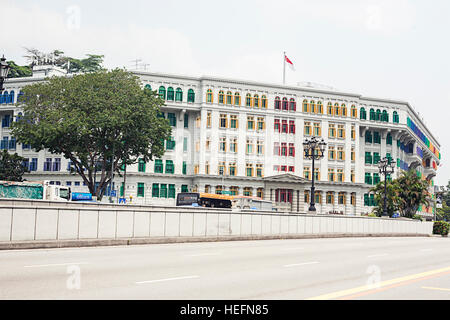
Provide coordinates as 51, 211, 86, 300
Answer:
1, 236, 450, 300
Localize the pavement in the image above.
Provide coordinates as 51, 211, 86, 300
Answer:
1, 236, 449, 300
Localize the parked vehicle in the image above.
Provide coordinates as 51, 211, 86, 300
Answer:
0, 180, 71, 201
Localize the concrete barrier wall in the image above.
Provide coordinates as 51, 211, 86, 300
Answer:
0, 205, 434, 243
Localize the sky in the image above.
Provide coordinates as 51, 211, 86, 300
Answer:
2, 0, 449, 185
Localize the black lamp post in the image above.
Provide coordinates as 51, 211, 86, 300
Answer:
303, 137, 327, 212
378, 157, 395, 216
0, 55, 11, 92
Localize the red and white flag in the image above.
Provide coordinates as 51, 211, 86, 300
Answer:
285, 54, 295, 71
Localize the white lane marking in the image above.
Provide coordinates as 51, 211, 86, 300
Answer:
24, 262, 89, 268
187, 253, 221, 257
367, 254, 388, 258
136, 275, 199, 285
284, 261, 319, 268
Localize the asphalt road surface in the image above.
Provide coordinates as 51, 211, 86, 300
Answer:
1, 236, 450, 300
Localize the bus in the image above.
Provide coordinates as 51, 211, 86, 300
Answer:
176, 192, 233, 208
230, 196, 275, 212
176, 193, 275, 211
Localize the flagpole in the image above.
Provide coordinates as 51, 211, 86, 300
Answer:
283, 51, 286, 85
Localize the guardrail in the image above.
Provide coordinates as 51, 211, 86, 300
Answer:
0, 204, 433, 243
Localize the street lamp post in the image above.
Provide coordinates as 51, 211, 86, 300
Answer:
0, 55, 11, 92
303, 137, 327, 213
377, 157, 395, 217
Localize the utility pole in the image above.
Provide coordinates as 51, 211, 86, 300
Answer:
109, 144, 115, 203
130, 59, 142, 70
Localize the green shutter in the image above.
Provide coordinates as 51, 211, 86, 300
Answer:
138, 158, 146, 172
184, 114, 189, 128
154, 159, 163, 173
160, 184, 167, 198
182, 161, 187, 175
168, 184, 176, 198
168, 113, 176, 126
137, 183, 145, 197
166, 160, 174, 174
187, 89, 195, 103
181, 185, 188, 192
152, 183, 159, 197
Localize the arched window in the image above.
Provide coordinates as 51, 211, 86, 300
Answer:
158, 86, 166, 100
167, 87, 174, 101
234, 92, 241, 106
282, 97, 288, 110
245, 93, 252, 107
360, 107, 366, 120
175, 88, 183, 102
9, 91, 15, 104
16, 112, 23, 122
327, 102, 333, 115
254, 94, 259, 108
17, 91, 24, 103
310, 100, 316, 113
376, 109, 381, 121
187, 89, 195, 103
369, 108, 376, 120
334, 103, 340, 116
1, 91, 8, 104
289, 98, 296, 111
393, 111, 399, 123
341, 104, 347, 117
382, 110, 388, 122
303, 99, 309, 113
317, 101, 323, 114
144, 84, 152, 91
351, 105, 357, 118
226, 91, 233, 105
206, 89, 213, 103
274, 97, 281, 110
261, 95, 267, 108
218, 91, 225, 104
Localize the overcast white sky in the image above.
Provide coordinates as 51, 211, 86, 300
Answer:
2, 0, 449, 185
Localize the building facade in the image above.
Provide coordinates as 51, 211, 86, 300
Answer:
1, 66, 441, 218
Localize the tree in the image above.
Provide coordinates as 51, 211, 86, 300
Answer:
7, 48, 104, 78
442, 180, 450, 207
0, 150, 29, 181
11, 69, 171, 200
6, 61, 32, 78
370, 179, 398, 217
394, 170, 431, 218
437, 202, 450, 222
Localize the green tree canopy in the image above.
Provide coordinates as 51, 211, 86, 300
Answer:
11, 69, 171, 199
0, 150, 29, 181
7, 49, 104, 78
370, 170, 431, 218
394, 170, 431, 218
370, 180, 398, 217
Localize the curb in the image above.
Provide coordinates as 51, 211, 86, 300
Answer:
0, 233, 431, 250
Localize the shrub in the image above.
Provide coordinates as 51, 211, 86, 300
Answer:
368, 212, 377, 218
433, 221, 450, 236
412, 214, 423, 222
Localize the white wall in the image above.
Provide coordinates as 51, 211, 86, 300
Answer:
0, 205, 433, 243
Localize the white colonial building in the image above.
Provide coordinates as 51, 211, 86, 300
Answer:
0, 65, 441, 218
